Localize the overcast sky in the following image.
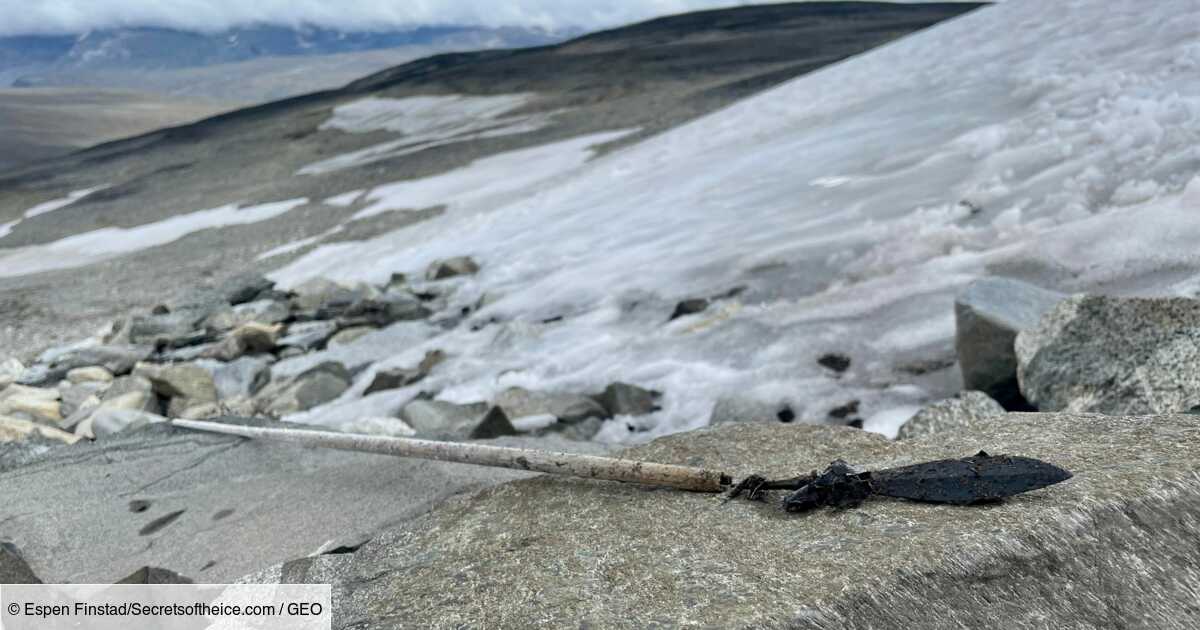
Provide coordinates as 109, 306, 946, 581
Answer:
0, 0, 802, 36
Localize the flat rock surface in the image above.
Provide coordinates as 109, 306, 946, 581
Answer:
301, 414, 1200, 629
0, 422, 611, 583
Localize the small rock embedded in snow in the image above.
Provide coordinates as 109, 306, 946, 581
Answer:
669, 298, 709, 321
278, 321, 339, 352
363, 350, 446, 395
895, 391, 1005, 440
592, 382, 661, 417
425, 256, 480, 281
494, 387, 608, 424
955, 277, 1065, 409
1016, 295, 1200, 414
817, 353, 852, 374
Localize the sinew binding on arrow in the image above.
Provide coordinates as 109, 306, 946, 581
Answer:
171, 419, 1072, 511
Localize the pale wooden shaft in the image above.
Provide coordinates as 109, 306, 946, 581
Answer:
171, 418, 731, 492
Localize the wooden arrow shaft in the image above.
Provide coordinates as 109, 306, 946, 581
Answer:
171, 418, 732, 492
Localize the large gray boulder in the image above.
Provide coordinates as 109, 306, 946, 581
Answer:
1016, 295, 1200, 414
955, 278, 1064, 408
896, 391, 1005, 440
263, 413, 1200, 629
255, 362, 350, 416
1, 421, 612, 583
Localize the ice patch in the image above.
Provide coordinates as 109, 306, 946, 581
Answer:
257, 225, 345, 261
299, 94, 562, 175
266, 0, 1200, 443
0, 198, 307, 278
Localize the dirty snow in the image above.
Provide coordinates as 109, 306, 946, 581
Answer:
0, 198, 307, 278
273, 0, 1200, 442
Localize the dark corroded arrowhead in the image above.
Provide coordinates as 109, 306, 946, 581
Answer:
868, 451, 1073, 505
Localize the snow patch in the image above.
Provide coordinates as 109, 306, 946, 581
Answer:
299, 94, 562, 175
0, 198, 307, 278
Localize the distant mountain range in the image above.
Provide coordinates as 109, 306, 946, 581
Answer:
0, 24, 576, 87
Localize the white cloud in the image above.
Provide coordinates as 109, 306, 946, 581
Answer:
0, 0, 780, 35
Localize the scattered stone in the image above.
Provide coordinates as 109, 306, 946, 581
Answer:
277, 347, 306, 360
955, 277, 1065, 408
669, 298, 709, 320
468, 406, 519, 440
425, 256, 480, 280
333, 293, 432, 327
363, 351, 445, 395
385, 272, 407, 292
14, 364, 63, 387
827, 400, 861, 421
59, 382, 108, 418
102, 375, 156, 404
201, 323, 282, 361
117, 566, 194, 584
0, 542, 41, 584
495, 387, 608, 424
133, 362, 218, 416
896, 391, 1006, 440
0, 415, 79, 445
0, 385, 62, 424
129, 311, 209, 348
817, 353, 852, 373
399, 399, 490, 437
895, 357, 957, 376
290, 278, 363, 313
99, 390, 159, 414
57, 344, 155, 376
219, 273, 275, 306
198, 357, 272, 400
66, 366, 115, 384
256, 362, 350, 416
177, 403, 224, 420
328, 326, 376, 347
76, 409, 167, 439
278, 321, 338, 352
0, 358, 25, 389
592, 382, 661, 416
205, 299, 289, 331
1016, 295, 1200, 414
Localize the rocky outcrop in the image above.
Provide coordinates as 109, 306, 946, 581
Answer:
895, 391, 1005, 440
264, 413, 1200, 629
1016, 295, 1200, 414
955, 277, 1064, 408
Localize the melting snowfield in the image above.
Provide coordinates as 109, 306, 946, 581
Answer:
0, 198, 307, 278
271, 0, 1200, 441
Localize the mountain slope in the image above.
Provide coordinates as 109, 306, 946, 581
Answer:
0, 2, 978, 369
